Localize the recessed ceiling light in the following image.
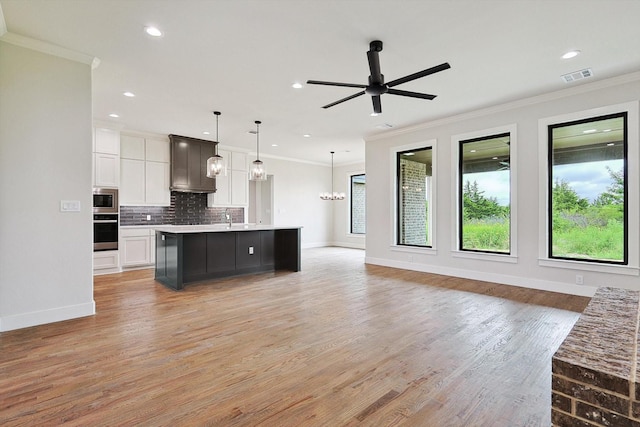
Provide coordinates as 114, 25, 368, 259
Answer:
292, 82, 303, 89
562, 50, 581, 59
582, 129, 597, 134
271, 144, 278, 147
303, 134, 311, 138
203, 131, 210, 135
123, 91, 135, 97
109, 113, 119, 118
145, 26, 163, 37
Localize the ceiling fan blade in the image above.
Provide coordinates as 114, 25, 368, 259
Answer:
307, 80, 367, 89
386, 62, 451, 88
367, 50, 383, 84
322, 91, 366, 109
387, 88, 436, 100
372, 95, 382, 114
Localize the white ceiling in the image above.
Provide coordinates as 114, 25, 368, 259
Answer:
1, 0, 639, 166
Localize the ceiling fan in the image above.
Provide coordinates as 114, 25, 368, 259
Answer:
307, 40, 451, 115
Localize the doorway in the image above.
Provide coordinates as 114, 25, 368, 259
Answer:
249, 175, 274, 225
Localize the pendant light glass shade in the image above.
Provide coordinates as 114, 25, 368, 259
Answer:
206, 111, 226, 178
249, 120, 267, 181
320, 151, 345, 200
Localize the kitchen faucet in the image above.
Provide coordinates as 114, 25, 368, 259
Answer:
224, 208, 232, 226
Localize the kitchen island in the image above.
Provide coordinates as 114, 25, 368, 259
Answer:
154, 224, 302, 290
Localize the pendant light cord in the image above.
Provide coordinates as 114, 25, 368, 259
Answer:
255, 120, 261, 161
331, 151, 335, 195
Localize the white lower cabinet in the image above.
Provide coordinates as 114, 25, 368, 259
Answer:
93, 250, 119, 273
120, 228, 156, 268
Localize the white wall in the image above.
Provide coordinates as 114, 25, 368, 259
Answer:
0, 40, 95, 331
365, 73, 640, 297
262, 156, 333, 248
332, 162, 366, 249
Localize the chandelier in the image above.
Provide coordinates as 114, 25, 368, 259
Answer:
320, 151, 345, 200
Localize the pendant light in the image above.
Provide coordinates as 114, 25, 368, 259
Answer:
320, 151, 345, 200
206, 111, 225, 178
249, 120, 267, 181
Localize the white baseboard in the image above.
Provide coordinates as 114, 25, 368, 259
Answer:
364, 256, 597, 297
302, 241, 331, 249
0, 301, 96, 332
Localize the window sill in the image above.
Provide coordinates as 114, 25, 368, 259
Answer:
538, 258, 639, 276
347, 233, 366, 239
452, 250, 518, 264
391, 245, 437, 256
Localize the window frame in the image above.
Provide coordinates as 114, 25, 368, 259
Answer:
537, 101, 639, 275
451, 124, 518, 263
458, 132, 512, 255
390, 140, 437, 252
547, 112, 628, 265
349, 173, 366, 235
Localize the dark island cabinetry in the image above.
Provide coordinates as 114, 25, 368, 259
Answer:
169, 134, 217, 193
155, 227, 301, 290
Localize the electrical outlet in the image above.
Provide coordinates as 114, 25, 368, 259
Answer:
146, 215, 151, 221
248, 246, 254, 255
576, 275, 584, 285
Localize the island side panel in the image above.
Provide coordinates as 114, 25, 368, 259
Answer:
275, 228, 301, 272
155, 231, 184, 290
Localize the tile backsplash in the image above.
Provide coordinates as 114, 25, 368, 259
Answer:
120, 192, 244, 226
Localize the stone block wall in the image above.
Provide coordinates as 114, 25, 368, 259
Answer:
552, 287, 640, 426
351, 181, 366, 234
399, 159, 427, 245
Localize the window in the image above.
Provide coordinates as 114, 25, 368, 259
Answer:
548, 112, 627, 264
397, 147, 433, 247
350, 174, 366, 234
459, 133, 511, 254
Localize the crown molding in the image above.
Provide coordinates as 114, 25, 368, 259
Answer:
0, 31, 99, 68
365, 70, 640, 142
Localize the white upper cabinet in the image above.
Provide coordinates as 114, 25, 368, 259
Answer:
93, 128, 120, 188
94, 128, 120, 155
145, 138, 170, 163
120, 135, 145, 160
120, 134, 170, 206
94, 152, 120, 188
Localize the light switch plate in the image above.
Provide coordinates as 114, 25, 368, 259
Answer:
60, 200, 81, 212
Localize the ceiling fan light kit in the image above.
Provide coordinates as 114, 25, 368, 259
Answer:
206, 111, 226, 178
307, 40, 451, 114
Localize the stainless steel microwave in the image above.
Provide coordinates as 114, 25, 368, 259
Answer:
93, 188, 118, 214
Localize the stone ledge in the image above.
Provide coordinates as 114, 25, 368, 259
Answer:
552, 287, 640, 426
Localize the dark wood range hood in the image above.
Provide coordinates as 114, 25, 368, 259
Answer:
169, 134, 218, 193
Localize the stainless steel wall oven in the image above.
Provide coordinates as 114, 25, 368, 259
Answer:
93, 188, 118, 251
93, 214, 118, 251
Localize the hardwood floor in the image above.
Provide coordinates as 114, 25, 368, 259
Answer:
0, 248, 590, 426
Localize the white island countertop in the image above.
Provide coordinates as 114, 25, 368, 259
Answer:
153, 224, 303, 234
